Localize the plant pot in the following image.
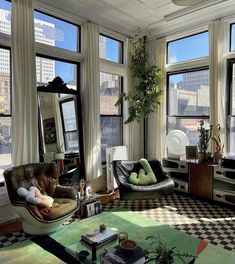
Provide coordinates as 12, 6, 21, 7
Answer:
54, 152, 64, 160
198, 152, 206, 163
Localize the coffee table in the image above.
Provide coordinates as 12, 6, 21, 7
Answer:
67, 229, 118, 262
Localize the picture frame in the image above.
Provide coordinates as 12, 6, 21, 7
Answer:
186, 146, 198, 160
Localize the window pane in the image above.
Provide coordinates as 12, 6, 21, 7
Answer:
228, 117, 235, 155
168, 117, 209, 146
168, 69, 209, 116
101, 117, 122, 162
0, 48, 10, 115
168, 32, 208, 63
0, 0, 11, 35
100, 72, 121, 115
99, 35, 123, 63
36, 57, 77, 90
61, 100, 77, 131
231, 24, 235, 51
0, 117, 11, 166
34, 11, 79, 52
232, 63, 235, 115
61, 99, 78, 151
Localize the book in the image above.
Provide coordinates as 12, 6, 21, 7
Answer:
100, 245, 146, 264
81, 228, 118, 245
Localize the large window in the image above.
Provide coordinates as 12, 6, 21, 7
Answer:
100, 72, 122, 162
99, 33, 124, 163
34, 11, 80, 52
0, 47, 11, 168
167, 31, 209, 147
227, 59, 235, 154
36, 56, 79, 153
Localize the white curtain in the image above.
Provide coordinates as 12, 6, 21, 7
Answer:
82, 22, 102, 182
11, 0, 38, 165
209, 19, 226, 153
149, 37, 167, 160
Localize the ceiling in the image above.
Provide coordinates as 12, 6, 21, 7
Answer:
39, 0, 235, 37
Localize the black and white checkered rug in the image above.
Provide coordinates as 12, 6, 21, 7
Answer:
0, 192, 234, 251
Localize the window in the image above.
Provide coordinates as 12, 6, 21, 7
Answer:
0, 0, 11, 35
36, 56, 77, 89
36, 56, 79, 153
34, 11, 80, 52
100, 72, 122, 162
99, 34, 123, 64
230, 24, 235, 51
167, 31, 209, 147
0, 47, 11, 167
60, 99, 78, 151
227, 59, 235, 154
168, 32, 209, 64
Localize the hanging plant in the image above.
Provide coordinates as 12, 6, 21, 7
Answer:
115, 30, 163, 124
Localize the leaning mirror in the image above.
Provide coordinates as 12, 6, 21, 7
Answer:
37, 77, 85, 182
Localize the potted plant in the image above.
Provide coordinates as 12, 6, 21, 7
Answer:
145, 236, 197, 264
115, 30, 163, 124
54, 143, 64, 160
197, 120, 212, 163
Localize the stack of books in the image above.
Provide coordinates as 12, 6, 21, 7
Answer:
81, 228, 118, 246
101, 245, 146, 264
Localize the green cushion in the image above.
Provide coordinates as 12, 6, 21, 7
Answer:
128, 159, 157, 185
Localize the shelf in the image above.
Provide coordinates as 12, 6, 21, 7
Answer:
214, 179, 235, 193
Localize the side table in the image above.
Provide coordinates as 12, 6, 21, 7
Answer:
189, 162, 216, 200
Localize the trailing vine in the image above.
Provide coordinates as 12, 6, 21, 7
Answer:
115, 30, 163, 124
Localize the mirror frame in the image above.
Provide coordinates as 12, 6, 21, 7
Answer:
37, 76, 85, 179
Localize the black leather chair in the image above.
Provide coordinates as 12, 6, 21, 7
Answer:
112, 159, 174, 200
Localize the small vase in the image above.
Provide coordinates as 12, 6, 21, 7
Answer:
198, 152, 206, 163
214, 152, 223, 164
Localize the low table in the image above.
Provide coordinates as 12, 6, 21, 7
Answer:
67, 228, 118, 262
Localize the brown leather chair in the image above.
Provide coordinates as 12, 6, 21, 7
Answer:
4, 162, 79, 235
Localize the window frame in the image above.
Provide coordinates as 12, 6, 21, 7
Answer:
166, 29, 210, 147
34, 9, 81, 53
99, 33, 124, 64
226, 58, 235, 152
99, 71, 124, 164
167, 30, 209, 65
0, 44, 11, 117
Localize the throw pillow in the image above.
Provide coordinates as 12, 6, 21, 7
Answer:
128, 159, 157, 185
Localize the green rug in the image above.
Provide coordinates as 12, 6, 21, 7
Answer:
0, 208, 234, 264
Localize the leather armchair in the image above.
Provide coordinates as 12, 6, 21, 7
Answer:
4, 162, 79, 235
112, 159, 174, 200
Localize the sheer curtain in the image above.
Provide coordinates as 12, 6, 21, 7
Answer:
209, 19, 226, 153
148, 37, 167, 160
11, 0, 38, 165
82, 22, 102, 182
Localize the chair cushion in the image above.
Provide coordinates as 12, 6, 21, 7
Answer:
51, 198, 77, 219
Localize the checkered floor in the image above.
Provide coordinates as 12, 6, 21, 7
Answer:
0, 192, 234, 251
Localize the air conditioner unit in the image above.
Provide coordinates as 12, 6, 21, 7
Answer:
106, 146, 128, 192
